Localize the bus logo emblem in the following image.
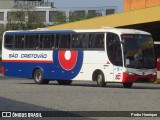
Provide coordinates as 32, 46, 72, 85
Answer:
58, 50, 78, 71
115, 73, 121, 80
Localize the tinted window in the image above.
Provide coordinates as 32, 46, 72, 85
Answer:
79, 34, 88, 49
107, 33, 122, 66
71, 34, 88, 49
71, 34, 79, 48
25, 35, 38, 49
40, 35, 53, 49
4, 32, 105, 51
89, 34, 104, 49
15, 35, 25, 49
59, 35, 70, 48
4, 35, 14, 49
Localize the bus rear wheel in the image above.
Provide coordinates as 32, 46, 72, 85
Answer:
96, 72, 106, 87
34, 69, 49, 84
123, 83, 133, 88
57, 80, 72, 85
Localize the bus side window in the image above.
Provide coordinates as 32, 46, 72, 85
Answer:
96, 34, 104, 49
25, 35, 37, 49
55, 35, 59, 49
88, 34, 94, 49
79, 34, 88, 49
35, 35, 39, 49
43, 35, 51, 49
89, 33, 104, 50
5, 35, 14, 49
50, 35, 55, 49
59, 34, 70, 49
15, 35, 25, 49
40, 35, 44, 49
71, 34, 79, 49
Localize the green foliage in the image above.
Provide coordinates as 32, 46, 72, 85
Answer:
0, 25, 4, 50
6, 6, 46, 30
0, 37, 2, 50
1, 6, 47, 50
53, 11, 68, 25
69, 13, 95, 22
53, 11, 95, 25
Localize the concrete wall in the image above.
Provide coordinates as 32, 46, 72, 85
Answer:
124, 0, 160, 11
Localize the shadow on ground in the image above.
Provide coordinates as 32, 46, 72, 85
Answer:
0, 97, 93, 120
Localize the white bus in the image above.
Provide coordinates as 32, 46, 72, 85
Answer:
2, 28, 157, 88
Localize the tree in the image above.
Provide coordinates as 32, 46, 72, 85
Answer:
53, 11, 68, 25
69, 13, 95, 22
52, 10, 95, 25
6, 6, 46, 30
0, 6, 47, 50
0, 26, 4, 49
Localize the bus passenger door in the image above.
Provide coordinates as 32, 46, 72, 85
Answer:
104, 62, 114, 82
106, 32, 123, 82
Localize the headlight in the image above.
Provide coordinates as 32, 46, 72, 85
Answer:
125, 71, 135, 75
152, 72, 156, 75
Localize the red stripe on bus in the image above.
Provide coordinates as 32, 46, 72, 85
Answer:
2, 60, 53, 63
1, 66, 4, 75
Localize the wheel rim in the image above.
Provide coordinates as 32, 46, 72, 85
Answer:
36, 72, 42, 82
97, 74, 103, 84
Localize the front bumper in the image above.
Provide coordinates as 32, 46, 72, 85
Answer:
122, 72, 157, 83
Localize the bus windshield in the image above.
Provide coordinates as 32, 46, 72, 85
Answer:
121, 34, 155, 69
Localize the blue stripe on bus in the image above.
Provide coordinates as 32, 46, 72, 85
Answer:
5, 30, 76, 35
3, 50, 84, 80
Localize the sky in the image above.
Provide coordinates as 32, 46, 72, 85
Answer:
47, 0, 124, 13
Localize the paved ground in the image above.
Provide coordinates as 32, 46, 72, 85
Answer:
0, 75, 160, 120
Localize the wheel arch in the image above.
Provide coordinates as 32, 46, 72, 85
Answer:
92, 69, 105, 82
32, 67, 44, 78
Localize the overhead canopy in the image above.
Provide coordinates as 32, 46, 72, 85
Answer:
46, 6, 160, 41
47, 6, 160, 30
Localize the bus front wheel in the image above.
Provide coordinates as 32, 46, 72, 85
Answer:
34, 69, 49, 84
123, 83, 133, 88
96, 72, 106, 87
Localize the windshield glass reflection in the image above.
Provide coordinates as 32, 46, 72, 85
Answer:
121, 34, 155, 69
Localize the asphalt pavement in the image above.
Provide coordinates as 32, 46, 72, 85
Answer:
0, 75, 160, 120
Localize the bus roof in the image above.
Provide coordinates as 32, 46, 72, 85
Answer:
4, 28, 151, 35
4, 30, 75, 35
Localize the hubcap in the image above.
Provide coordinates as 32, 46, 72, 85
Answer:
97, 74, 102, 84
36, 72, 42, 81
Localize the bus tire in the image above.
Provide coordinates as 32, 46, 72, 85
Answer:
123, 83, 133, 88
34, 69, 49, 84
57, 80, 72, 85
96, 72, 106, 87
